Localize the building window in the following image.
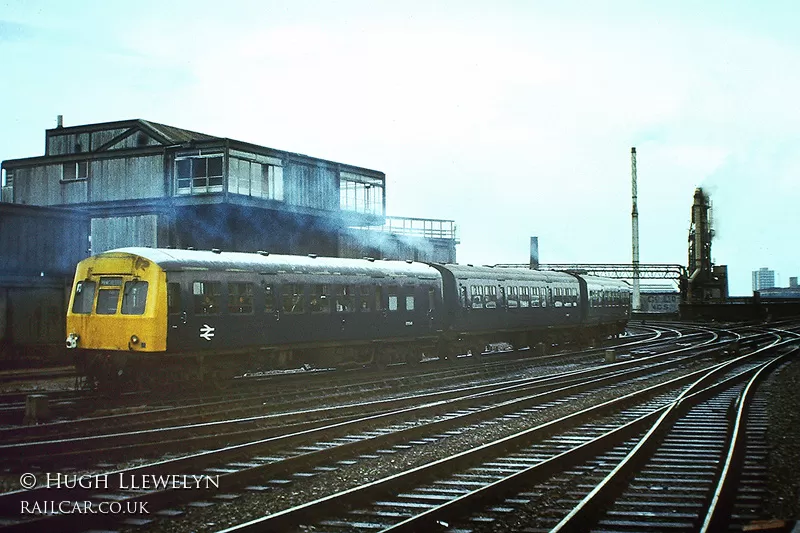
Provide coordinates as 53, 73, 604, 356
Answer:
176, 155, 223, 195
2, 169, 14, 187
62, 161, 88, 182
340, 172, 384, 216
228, 150, 284, 201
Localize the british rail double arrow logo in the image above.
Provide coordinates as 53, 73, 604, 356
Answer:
199, 324, 215, 341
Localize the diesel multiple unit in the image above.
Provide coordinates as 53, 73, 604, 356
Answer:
66, 248, 631, 389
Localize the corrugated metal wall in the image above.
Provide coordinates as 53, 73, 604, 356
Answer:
5, 286, 66, 345
91, 156, 164, 201
91, 215, 158, 253
0, 208, 89, 275
47, 132, 90, 155
283, 162, 338, 211
13, 165, 88, 205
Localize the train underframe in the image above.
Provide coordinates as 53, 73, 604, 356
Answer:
73, 320, 628, 392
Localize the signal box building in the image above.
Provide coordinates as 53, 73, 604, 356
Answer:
0, 118, 457, 359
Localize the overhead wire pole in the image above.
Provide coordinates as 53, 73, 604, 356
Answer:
631, 147, 641, 311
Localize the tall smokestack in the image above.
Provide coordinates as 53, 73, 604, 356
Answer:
529, 237, 539, 269
631, 147, 640, 311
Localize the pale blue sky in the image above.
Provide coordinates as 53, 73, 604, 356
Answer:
1, 1, 798, 295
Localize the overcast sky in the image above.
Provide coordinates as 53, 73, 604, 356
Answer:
1, 1, 798, 295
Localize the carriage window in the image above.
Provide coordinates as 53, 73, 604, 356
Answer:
71, 280, 96, 314
520, 286, 530, 308
406, 291, 415, 311
96, 289, 120, 315
335, 285, 355, 312
121, 281, 149, 315
228, 282, 253, 314
310, 284, 329, 313
507, 286, 518, 308
388, 286, 399, 311
282, 284, 304, 314
167, 283, 181, 314
485, 285, 497, 309
360, 285, 372, 311
471, 285, 484, 308
531, 287, 541, 308
263, 283, 275, 312
193, 281, 221, 315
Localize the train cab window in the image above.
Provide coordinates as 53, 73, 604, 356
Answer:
519, 286, 530, 308
228, 282, 253, 314
428, 287, 436, 311
335, 285, 355, 312
121, 281, 149, 315
282, 284, 304, 314
388, 286, 399, 311
167, 283, 181, 314
507, 286, 519, 308
71, 280, 96, 314
95, 276, 122, 315
309, 284, 329, 313
193, 281, 221, 315
484, 285, 497, 309
359, 286, 372, 311
96, 289, 120, 315
263, 283, 275, 312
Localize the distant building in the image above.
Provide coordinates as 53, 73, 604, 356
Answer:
752, 267, 775, 292
790, 277, 798, 288
758, 287, 800, 299
639, 284, 680, 314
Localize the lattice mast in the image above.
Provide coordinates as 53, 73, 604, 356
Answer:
631, 147, 640, 311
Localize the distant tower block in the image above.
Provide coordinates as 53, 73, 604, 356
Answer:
530, 237, 539, 269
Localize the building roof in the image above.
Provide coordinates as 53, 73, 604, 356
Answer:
138, 120, 220, 144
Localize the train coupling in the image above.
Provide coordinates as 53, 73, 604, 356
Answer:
66, 333, 79, 349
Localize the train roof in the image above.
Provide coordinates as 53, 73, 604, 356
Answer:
440, 264, 579, 283
98, 248, 442, 280
580, 275, 632, 290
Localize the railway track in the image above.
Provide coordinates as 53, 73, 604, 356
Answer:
0, 325, 770, 532
208, 335, 797, 533
0, 324, 695, 443
0, 324, 731, 465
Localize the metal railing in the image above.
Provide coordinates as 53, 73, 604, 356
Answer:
351, 216, 459, 242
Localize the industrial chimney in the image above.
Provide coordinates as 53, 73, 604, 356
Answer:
530, 237, 539, 269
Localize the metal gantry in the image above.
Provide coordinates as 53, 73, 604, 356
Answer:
493, 263, 687, 282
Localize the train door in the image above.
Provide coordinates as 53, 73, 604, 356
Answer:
165, 278, 189, 351
260, 278, 279, 335
333, 283, 357, 340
